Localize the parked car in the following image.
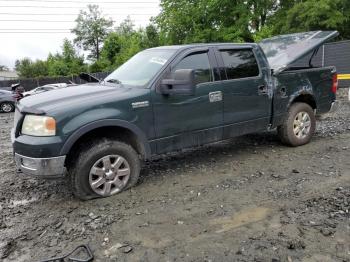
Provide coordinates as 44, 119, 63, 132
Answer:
12, 31, 339, 200
0, 90, 16, 113
11, 84, 25, 101
23, 83, 68, 97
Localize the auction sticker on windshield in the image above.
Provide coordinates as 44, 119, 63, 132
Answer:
150, 57, 167, 65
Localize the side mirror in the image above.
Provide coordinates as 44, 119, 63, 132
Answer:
159, 69, 195, 95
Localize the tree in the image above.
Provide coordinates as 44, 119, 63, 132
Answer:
15, 39, 87, 78
100, 32, 121, 65
271, 0, 350, 39
15, 58, 48, 78
0, 65, 9, 71
144, 24, 160, 48
155, 0, 279, 44
95, 17, 155, 71
248, 0, 278, 33
72, 4, 113, 60
116, 16, 135, 36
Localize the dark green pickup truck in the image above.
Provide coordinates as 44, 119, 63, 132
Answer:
12, 31, 339, 199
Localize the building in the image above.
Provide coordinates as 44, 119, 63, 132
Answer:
0, 71, 18, 81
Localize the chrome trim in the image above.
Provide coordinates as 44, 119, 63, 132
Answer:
209, 91, 222, 102
15, 153, 66, 177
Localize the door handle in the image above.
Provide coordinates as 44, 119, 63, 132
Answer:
258, 85, 268, 95
209, 91, 222, 102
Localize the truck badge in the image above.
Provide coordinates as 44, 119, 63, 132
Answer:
132, 101, 149, 108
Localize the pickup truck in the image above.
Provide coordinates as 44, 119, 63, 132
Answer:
12, 31, 339, 200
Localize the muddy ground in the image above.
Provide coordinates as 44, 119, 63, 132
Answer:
0, 90, 349, 262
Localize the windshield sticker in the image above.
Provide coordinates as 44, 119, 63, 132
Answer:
150, 57, 167, 65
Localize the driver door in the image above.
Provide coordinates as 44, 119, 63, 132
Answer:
151, 48, 224, 154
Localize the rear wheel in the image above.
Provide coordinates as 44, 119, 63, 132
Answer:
0, 102, 14, 113
277, 102, 316, 146
69, 139, 141, 200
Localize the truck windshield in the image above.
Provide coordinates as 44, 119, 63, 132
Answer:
105, 49, 176, 87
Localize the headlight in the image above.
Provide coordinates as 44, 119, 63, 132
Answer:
21, 115, 56, 136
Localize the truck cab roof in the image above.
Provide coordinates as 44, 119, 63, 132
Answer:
150, 31, 339, 74
149, 42, 259, 51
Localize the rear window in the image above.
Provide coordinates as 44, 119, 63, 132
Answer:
220, 49, 260, 80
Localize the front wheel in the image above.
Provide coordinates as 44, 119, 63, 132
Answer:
0, 102, 14, 113
69, 139, 141, 200
277, 102, 316, 147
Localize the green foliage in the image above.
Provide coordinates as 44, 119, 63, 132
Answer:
15, 58, 47, 78
16, 39, 86, 78
96, 19, 160, 72
155, 0, 278, 44
272, 0, 350, 39
71, 4, 113, 60
144, 24, 160, 48
13, 1, 350, 79
253, 25, 274, 42
100, 32, 121, 65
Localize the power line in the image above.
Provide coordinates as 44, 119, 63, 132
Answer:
0, 19, 148, 22
0, 20, 75, 22
0, 5, 158, 9
0, 31, 71, 33
0, 0, 158, 3
0, 12, 155, 15
0, 29, 71, 31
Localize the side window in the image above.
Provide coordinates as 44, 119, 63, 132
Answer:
172, 52, 213, 85
220, 49, 259, 80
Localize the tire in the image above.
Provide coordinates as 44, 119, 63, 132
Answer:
69, 138, 141, 200
277, 102, 316, 147
0, 102, 15, 113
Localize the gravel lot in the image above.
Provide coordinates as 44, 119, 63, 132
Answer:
0, 90, 349, 261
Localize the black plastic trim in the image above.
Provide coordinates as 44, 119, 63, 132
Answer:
59, 119, 151, 159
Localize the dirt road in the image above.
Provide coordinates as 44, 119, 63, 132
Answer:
0, 91, 349, 262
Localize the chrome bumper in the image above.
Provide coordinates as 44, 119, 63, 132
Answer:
14, 153, 66, 177
328, 100, 339, 113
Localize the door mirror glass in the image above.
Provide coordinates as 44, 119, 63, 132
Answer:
159, 69, 195, 95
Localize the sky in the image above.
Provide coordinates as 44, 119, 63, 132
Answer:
0, 0, 161, 70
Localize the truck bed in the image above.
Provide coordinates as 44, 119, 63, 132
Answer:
272, 66, 336, 127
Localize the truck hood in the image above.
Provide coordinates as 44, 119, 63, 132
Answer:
259, 31, 339, 74
18, 83, 143, 114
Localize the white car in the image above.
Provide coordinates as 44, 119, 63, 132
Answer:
23, 83, 69, 97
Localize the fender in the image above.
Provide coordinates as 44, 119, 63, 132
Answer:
60, 119, 151, 159
286, 88, 316, 110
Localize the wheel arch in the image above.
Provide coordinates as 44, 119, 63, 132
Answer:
289, 92, 317, 110
61, 119, 151, 163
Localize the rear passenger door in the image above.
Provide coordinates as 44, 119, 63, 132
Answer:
215, 46, 271, 138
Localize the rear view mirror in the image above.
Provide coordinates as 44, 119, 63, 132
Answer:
159, 69, 195, 95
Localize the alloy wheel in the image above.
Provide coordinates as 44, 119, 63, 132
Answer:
89, 155, 131, 197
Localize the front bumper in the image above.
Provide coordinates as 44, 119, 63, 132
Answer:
15, 153, 66, 177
